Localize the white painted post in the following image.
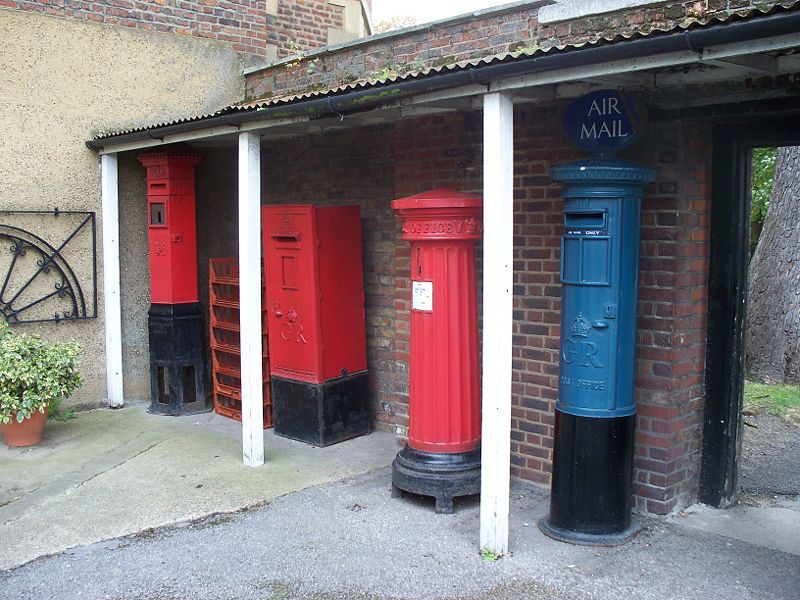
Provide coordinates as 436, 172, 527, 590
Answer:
100, 153, 124, 408
238, 132, 265, 467
480, 92, 514, 555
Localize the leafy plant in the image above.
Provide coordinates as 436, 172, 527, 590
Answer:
481, 546, 500, 562
750, 147, 777, 254
751, 147, 777, 224
372, 66, 399, 83
406, 58, 426, 72
306, 57, 321, 76
0, 321, 82, 424
285, 39, 304, 69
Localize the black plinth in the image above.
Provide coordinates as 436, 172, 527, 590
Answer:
391, 445, 481, 514
538, 410, 638, 545
147, 303, 211, 416
271, 371, 371, 447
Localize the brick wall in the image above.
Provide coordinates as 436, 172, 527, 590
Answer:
630, 120, 711, 513
269, 0, 343, 58
394, 107, 712, 510
508, 109, 711, 507
252, 103, 711, 514
1, 0, 347, 62
260, 124, 399, 433
508, 104, 584, 486
247, 2, 545, 99
244, 0, 795, 100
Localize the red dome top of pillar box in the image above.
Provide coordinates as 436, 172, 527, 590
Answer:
391, 188, 483, 241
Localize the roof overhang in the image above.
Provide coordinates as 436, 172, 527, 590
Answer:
87, 8, 800, 155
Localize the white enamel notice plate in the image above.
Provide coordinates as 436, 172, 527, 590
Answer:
412, 281, 433, 311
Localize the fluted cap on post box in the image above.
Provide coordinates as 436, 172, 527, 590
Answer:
391, 188, 483, 241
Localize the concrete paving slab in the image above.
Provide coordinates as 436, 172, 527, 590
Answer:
0, 402, 398, 571
671, 497, 800, 556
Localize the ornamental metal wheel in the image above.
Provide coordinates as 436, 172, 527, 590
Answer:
0, 211, 96, 324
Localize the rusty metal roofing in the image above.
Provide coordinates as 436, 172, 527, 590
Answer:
91, 3, 798, 141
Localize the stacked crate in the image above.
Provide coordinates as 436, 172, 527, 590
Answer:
208, 258, 272, 428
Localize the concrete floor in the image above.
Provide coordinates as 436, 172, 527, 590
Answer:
670, 496, 800, 556
0, 402, 399, 571
2, 468, 798, 599
671, 412, 800, 557
1, 403, 798, 599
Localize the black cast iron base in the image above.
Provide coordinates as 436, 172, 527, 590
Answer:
271, 371, 371, 447
391, 445, 481, 514
537, 515, 640, 547
538, 410, 638, 546
147, 303, 211, 416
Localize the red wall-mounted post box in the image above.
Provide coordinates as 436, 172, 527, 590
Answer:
262, 204, 370, 446
389, 189, 483, 513
138, 151, 210, 416
138, 152, 202, 305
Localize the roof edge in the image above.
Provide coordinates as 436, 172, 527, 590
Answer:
87, 7, 800, 150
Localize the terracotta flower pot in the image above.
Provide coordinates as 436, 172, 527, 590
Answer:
0, 409, 47, 447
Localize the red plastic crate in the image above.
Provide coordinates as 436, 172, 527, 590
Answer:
213, 381, 273, 429
209, 257, 240, 281
209, 258, 271, 428
211, 348, 270, 378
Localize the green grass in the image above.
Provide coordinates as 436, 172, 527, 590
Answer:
743, 382, 800, 423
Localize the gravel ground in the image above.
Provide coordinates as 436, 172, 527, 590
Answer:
1, 467, 798, 600
740, 413, 800, 496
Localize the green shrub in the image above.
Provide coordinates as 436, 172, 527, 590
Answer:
0, 321, 82, 424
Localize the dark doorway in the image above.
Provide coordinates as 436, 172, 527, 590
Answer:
700, 119, 800, 506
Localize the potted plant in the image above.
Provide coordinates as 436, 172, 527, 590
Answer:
0, 321, 82, 447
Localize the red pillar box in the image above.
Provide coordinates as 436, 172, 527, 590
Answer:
390, 189, 482, 513
138, 151, 210, 416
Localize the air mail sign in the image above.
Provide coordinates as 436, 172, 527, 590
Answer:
563, 90, 644, 153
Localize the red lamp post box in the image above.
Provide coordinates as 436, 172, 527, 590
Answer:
138, 151, 210, 416
262, 204, 370, 446
390, 189, 483, 513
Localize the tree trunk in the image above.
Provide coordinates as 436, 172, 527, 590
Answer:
746, 146, 800, 384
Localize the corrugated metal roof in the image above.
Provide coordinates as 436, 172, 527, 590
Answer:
91, 3, 798, 140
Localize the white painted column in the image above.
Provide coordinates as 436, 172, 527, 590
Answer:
238, 132, 265, 467
480, 92, 514, 555
101, 153, 124, 408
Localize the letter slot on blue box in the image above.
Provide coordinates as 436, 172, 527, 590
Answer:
539, 157, 655, 546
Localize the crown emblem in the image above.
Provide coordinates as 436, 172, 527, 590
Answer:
464, 217, 480, 235
569, 313, 591, 338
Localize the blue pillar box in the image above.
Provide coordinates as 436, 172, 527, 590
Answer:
539, 157, 655, 545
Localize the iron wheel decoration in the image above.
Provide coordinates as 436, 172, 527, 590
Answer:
0, 210, 96, 324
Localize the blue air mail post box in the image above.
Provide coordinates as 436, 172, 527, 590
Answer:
539, 158, 655, 545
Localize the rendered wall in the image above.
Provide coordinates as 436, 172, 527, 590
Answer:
117, 145, 252, 405
0, 8, 245, 407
